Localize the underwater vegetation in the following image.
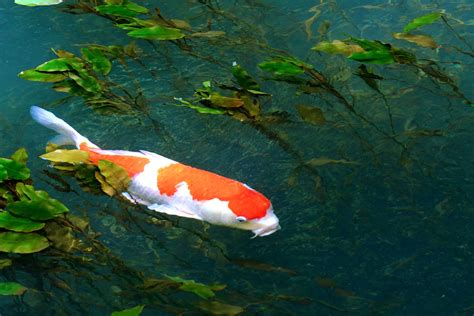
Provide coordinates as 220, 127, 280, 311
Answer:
1, 0, 473, 314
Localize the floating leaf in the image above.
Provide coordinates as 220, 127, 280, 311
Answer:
7, 184, 68, 221
296, 105, 325, 125
392, 33, 439, 49
197, 301, 244, 315
0, 158, 30, 181
312, 40, 364, 56
0, 212, 45, 233
111, 305, 145, 316
15, 0, 62, 6
97, 160, 131, 196
41, 149, 89, 164
191, 31, 226, 38
167, 276, 217, 299
127, 26, 185, 40
0, 282, 27, 296
11, 148, 28, 165
306, 157, 358, 167
0, 232, 49, 254
18, 69, 67, 83
0, 259, 12, 270
403, 12, 444, 33
81, 48, 112, 75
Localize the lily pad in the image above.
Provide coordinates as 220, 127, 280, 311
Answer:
0, 212, 45, 233
111, 305, 145, 316
127, 26, 185, 40
0, 282, 27, 296
0, 232, 49, 254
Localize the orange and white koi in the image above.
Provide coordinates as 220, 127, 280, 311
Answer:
30, 106, 280, 237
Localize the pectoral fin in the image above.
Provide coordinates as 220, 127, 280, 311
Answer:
147, 203, 202, 220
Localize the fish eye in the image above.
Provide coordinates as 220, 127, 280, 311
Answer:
236, 216, 247, 223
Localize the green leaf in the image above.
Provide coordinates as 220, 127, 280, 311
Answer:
96, 160, 131, 196
209, 93, 244, 108
81, 48, 112, 75
167, 276, 216, 299
95, 5, 140, 18
348, 50, 394, 64
296, 105, 325, 125
0, 158, 30, 181
111, 305, 145, 316
197, 301, 244, 315
0, 259, 12, 270
258, 61, 305, 76
0, 165, 8, 182
41, 149, 89, 164
15, 0, 62, 6
69, 72, 102, 94
312, 40, 364, 56
174, 98, 225, 115
7, 184, 68, 221
0, 282, 27, 296
105, 0, 122, 4
0, 232, 49, 254
231, 64, 261, 91
124, 2, 148, 14
11, 148, 28, 165
127, 26, 185, 40
403, 12, 444, 33
0, 212, 45, 233
35, 58, 75, 72
18, 69, 67, 83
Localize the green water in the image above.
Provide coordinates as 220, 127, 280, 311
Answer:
0, 1, 473, 315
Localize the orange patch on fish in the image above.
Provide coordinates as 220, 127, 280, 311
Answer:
157, 163, 270, 219
80, 143, 149, 177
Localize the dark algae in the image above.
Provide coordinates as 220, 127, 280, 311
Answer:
1, 0, 473, 315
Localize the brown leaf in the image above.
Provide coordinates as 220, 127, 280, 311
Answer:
392, 33, 439, 49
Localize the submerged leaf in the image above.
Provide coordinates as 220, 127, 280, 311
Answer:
44, 221, 76, 252
41, 150, 89, 164
312, 40, 364, 56
111, 305, 145, 316
0, 232, 49, 254
191, 31, 226, 38
0, 212, 45, 233
392, 33, 439, 49
0, 282, 27, 296
11, 148, 28, 165
197, 301, 244, 315
127, 26, 185, 40
306, 157, 358, 167
258, 61, 305, 76
18, 69, 67, 83
209, 93, 244, 108
167, 276, 218, 299
296, 105, 325, 125
95, 5, 140, 18
97, 160, 131, 196
7, 184, 69, 221
403, 12, 444, 33
0, 259, 12, 270
0, 158, 30, 181
175, 98, 225, 115
81, 48, 112, 75
232, 64, 261, 91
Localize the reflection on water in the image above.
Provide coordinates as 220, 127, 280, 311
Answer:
0, 0, 473, 315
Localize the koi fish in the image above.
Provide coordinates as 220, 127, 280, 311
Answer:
30, 106, 280, 237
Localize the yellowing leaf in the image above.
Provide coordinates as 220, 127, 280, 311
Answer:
96, 160, 131, 196
312, 40, 364, 56
41, 149, 89, 164
392, 33, 439, 49
191, 31, 226, 38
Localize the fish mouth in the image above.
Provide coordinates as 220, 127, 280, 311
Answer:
252, 223, 281, 238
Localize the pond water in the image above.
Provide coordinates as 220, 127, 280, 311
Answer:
0, 0, 473, 315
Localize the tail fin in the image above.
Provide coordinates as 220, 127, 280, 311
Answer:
30, 106, 99, 149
